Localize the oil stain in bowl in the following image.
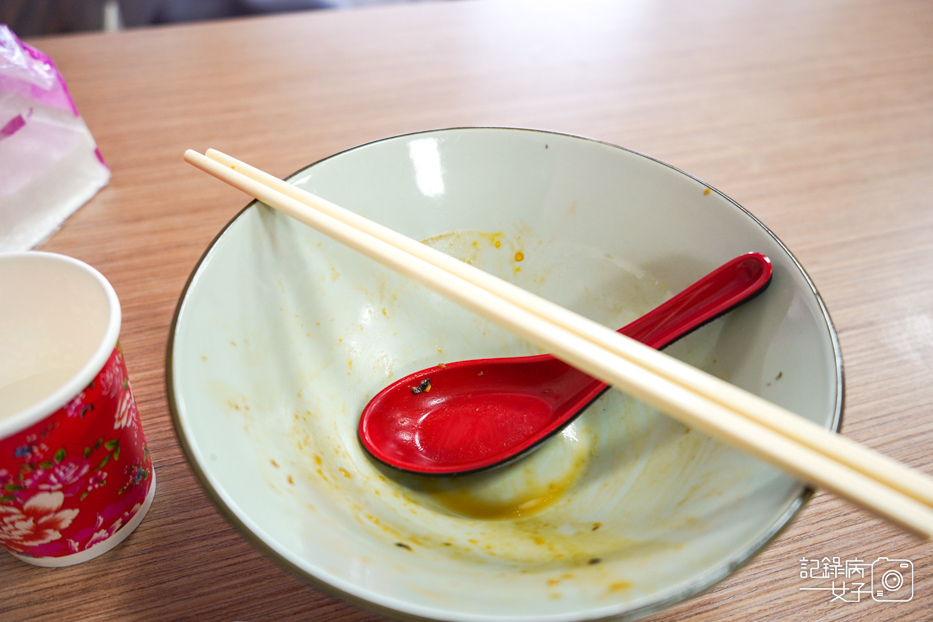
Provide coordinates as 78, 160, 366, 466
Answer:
387, 424, 590, 521
425, 475, 570, 520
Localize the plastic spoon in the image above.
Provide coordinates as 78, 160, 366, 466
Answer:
359, 252, 772, 475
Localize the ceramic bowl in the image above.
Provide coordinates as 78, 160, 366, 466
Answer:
168, 128, 842, 621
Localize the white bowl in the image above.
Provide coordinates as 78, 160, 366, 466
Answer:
168, 128, 842, 621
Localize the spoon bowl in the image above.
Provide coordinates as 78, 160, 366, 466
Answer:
359, 252, 772, 474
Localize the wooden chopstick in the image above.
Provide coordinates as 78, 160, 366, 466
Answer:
184, 148, 933, 538
198, 149, 933, 512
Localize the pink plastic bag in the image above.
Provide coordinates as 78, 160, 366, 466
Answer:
0, 25, 109, 250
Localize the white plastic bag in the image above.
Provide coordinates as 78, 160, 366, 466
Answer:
0, 25, 110, 251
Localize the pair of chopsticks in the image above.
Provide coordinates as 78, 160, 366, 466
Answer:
185, 148, 933, 538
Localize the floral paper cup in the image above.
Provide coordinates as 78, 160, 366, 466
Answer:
0, 252, 155, 566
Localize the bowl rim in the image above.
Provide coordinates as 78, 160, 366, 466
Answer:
166, 126, 845, 622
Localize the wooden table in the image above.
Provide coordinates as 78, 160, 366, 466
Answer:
5, 0, 932, 619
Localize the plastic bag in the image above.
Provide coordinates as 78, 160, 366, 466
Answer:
0, 25, 110, 251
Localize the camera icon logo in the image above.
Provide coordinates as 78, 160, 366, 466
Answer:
871, 557, 914, 602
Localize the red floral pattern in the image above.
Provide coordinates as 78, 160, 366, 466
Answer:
0, 345, 152, 559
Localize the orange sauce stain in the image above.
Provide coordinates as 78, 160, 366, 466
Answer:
425, 478, 571, 520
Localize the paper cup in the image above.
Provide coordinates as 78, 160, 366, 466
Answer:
0, 252, 155, 566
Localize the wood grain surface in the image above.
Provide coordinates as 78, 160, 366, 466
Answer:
4, 0, 932, 620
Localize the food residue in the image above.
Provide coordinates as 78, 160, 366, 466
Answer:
413, 452, 586, 520
411, 378, 432, 394
608, 581, 633, 592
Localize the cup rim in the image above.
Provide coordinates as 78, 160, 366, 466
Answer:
0, 251, 121, 438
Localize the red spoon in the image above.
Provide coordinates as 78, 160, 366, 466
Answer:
359, 252, 772, 475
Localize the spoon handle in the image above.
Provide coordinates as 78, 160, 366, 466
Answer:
621, 253, 771, 350
559, 252, 772, 422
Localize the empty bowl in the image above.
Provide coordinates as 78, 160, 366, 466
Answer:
168, 128, 842, 621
